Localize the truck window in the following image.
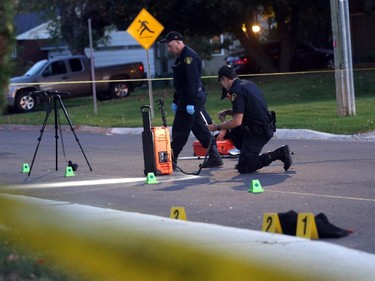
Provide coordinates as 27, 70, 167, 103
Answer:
69, 58, 83, 72
43, 61, 67, 76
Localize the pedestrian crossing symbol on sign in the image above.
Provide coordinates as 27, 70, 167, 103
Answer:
127, 8, 164, 50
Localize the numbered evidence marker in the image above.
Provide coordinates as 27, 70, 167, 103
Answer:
296, 213, 319, 239
261, 213, 283, 234
169, 207, 187, 221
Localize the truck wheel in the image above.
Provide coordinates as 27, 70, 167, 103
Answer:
110, 82, 130, 98
16, 91, 36, 113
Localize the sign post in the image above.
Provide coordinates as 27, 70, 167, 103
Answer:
127, 8, 164, 118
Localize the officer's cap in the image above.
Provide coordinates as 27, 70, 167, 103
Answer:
217, 65, 237, 82
159, 31, 183, 43
218, 65, 238, 99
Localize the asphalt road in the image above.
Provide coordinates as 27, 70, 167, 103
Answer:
1, 125, 375, 254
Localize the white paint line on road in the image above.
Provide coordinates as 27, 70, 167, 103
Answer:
4, 175, 200, 189
268, 189, 375, 202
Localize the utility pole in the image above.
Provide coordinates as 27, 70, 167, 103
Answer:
330, 0, 356, 116
88, 19, 98, 115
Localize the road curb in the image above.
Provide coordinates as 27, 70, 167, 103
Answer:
1, 124, 374, 141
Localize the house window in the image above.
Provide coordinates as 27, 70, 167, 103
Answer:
210, 35, 224, 56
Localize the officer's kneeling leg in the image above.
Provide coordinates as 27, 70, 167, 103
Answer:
237, 152, 259, 173
236, 137, 270, 174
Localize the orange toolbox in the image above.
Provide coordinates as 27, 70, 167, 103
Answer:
141, 105, 172, 176
193, 139, 235, 156
151, 126, 173, 175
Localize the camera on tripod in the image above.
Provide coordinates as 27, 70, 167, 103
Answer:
27, 90, 92, 176
33, 90, 70, 97
68, 160, 78, 171
33, 90, 70, 103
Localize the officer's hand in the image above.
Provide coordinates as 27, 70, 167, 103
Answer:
206, 122, 217, 132
186, 105, 195, 115
171, 103, 177, 114
217, 129, 227, 140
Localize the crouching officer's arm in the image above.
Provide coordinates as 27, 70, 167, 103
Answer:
207, 113, 243, 132
217, 109, 233, 122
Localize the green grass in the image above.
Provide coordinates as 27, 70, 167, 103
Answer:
0, 70, 375, 134
1, 69, 374, 135
0, 232, 88, 281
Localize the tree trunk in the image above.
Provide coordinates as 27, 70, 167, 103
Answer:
273, 1, 301, 72
59, 3, 87, 55
234, 28, 277, 73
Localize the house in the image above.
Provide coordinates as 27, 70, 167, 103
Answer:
13, 13, 50, 74
14, 13, 157, 77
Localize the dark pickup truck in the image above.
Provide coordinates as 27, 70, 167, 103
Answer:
5, 55, 145, 112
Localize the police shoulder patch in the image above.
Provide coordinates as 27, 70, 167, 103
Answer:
184, 57, 193, 64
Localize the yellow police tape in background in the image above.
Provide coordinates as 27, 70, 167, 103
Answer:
1, 193, 375, 281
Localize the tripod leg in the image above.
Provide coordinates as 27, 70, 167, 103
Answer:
28, 98, 53, 176
57, 95, 93, 171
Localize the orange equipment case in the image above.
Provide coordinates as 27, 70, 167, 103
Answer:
193, 139, 235, 156
151, 126, 173, 175
141, 105, 172, 176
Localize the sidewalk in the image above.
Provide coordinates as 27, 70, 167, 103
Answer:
45, 124, 375, 141
1, 124, 375, 141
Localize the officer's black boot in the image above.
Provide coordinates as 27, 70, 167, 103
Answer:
268, 145, 292, 171
201, 143, 223, 168
172, 151, 179, 171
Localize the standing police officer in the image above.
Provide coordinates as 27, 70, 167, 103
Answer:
207, 65, 292, 173
159, 31, 223, 168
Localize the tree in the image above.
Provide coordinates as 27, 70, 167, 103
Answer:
19, 0, 334, 72
0, 0, 16, 111
131, 0, 279, 72
18, 0, 140, 54
137, 0, 333, 72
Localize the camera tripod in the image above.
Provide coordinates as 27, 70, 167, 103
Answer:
28, 90, 92, 176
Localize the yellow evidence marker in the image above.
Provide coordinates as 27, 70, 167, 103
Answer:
170, 207, 187, 221
296, 213, 319, 239
262, 213, 283, 234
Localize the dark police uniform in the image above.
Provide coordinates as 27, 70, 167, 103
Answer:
228, 79, 276, 173
171, 45, 213, 158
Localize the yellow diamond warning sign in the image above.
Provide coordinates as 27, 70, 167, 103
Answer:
127, 8, 164, 50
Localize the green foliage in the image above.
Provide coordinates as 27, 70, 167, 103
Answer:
0, 0, 16, 111
19, 0, 140, 54
0, 231, 89, 281
185, 35, 221, 61
19, 0, 336, 71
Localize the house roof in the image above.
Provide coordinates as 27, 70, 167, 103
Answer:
14, 12, 46, 36
16, 21, 51, 40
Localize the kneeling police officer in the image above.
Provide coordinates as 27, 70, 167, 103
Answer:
207, 65, 292, 173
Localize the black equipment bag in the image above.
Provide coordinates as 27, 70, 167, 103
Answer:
141, 105, 156, 175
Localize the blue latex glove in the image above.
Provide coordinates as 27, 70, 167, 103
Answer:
171, 103, 177, 113
186, 105, 195, 115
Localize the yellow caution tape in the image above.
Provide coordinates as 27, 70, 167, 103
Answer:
0, 193, 300, 281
